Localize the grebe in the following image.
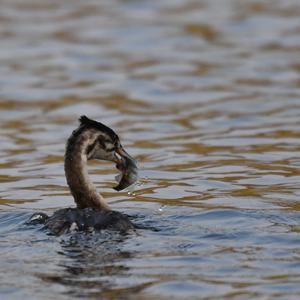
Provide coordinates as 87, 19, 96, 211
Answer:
27, 116, 138, 235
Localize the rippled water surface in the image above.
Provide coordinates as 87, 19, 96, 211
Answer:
1, 0, 300, 299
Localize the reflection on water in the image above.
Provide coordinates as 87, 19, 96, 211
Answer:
1, 0, 300, 299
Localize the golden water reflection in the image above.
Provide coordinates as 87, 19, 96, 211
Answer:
1, 0, 300, 299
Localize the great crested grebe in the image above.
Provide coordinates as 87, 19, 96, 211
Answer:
27, 116, 138, 235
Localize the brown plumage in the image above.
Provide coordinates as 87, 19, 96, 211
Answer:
27, 116, 138, 235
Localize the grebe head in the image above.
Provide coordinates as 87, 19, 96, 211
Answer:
78, 115, 137, 191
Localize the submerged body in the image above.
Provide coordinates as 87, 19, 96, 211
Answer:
27, 116, 138, 235
29, 208, 134, 235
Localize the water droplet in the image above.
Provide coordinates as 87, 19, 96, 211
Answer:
127, 191, 136, 196
158, 205, 166, 212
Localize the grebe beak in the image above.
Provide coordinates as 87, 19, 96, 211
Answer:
113, 146, 138, 191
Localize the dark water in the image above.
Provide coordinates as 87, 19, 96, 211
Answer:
1, 0, 300, 299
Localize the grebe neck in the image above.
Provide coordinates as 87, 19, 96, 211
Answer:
64, 129, 109, 210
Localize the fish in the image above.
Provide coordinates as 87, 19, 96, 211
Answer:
113, 147, 138, 191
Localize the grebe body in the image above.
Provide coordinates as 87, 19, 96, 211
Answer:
27, 116, 138, 235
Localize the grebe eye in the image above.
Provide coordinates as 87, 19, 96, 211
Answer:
99, 138, 116, 151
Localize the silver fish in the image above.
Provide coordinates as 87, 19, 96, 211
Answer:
113, 147, 138, 191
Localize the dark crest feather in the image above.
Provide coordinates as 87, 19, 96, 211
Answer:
79, 116, 118, 141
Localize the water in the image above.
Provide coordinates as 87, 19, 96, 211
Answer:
1, 0, 300, 299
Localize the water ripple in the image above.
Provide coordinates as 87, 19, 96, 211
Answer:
1, 0, 300, 299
